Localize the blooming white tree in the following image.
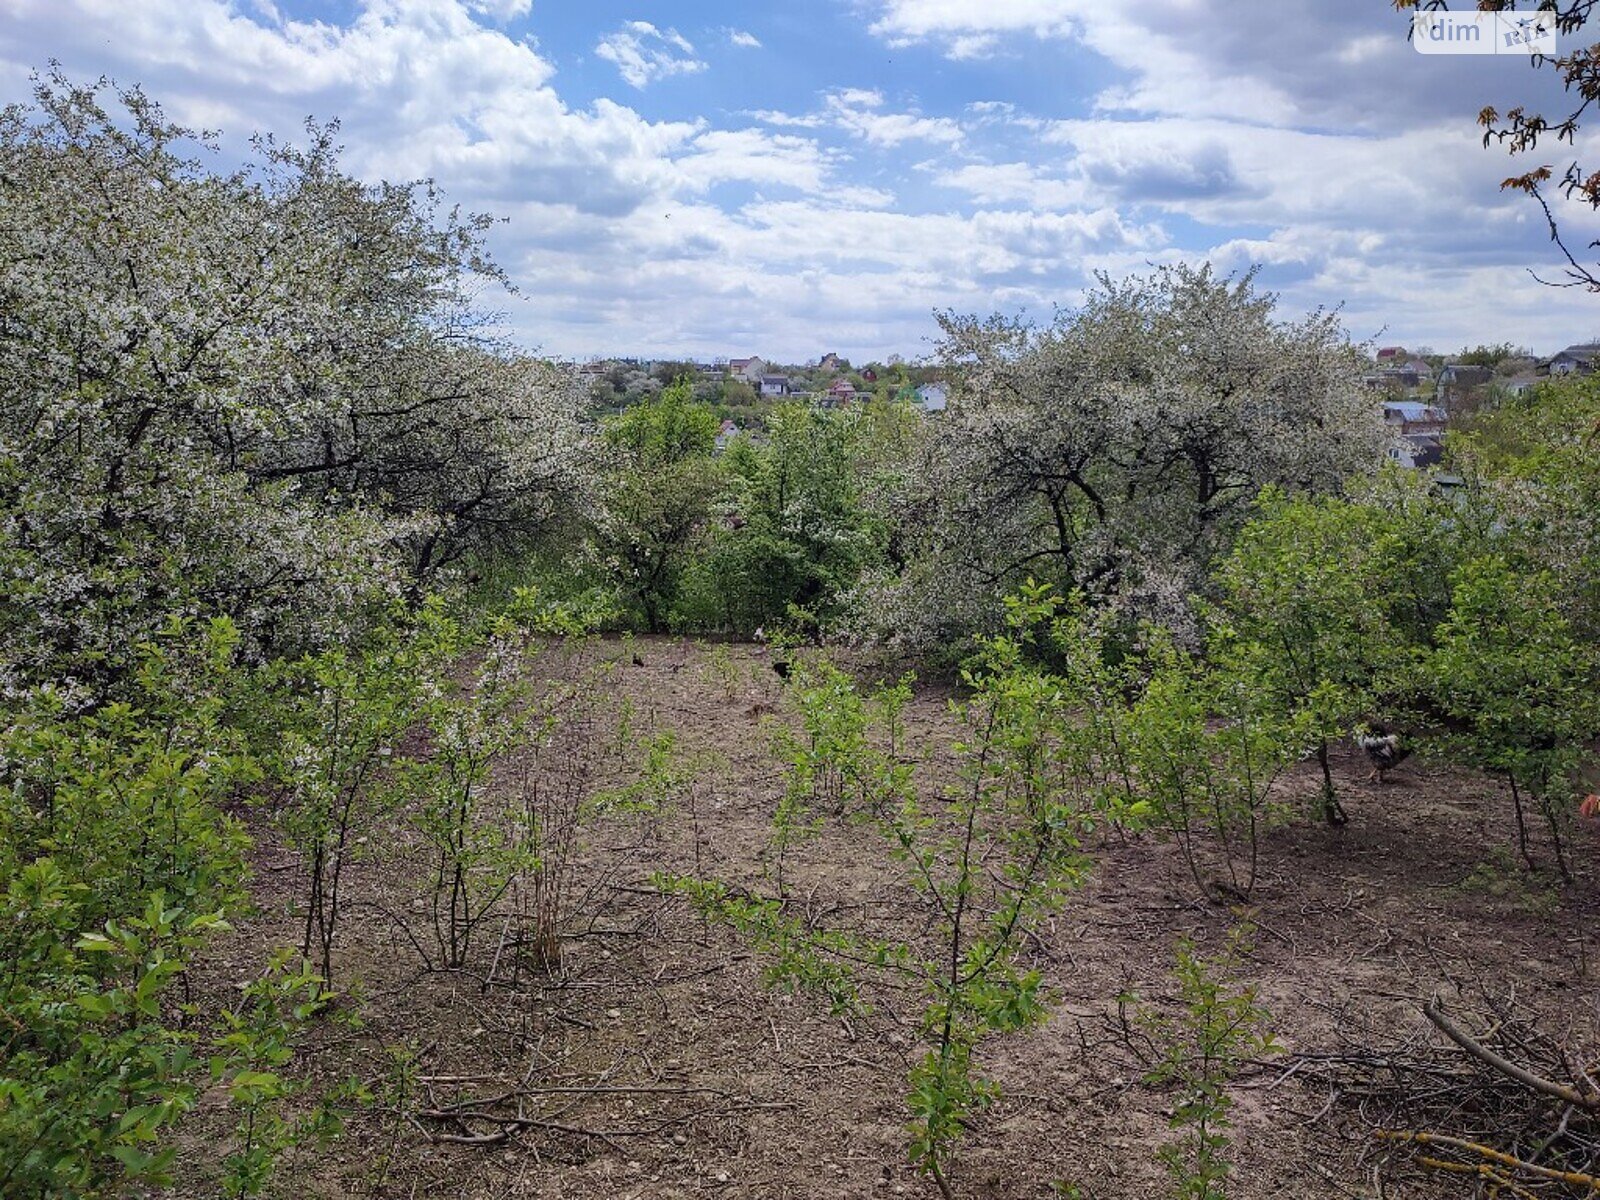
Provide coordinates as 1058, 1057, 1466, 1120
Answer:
0, 71, 589, 687
852, 265, 1390, 649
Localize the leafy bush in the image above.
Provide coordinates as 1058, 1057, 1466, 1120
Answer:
1428, 556, 1600, 877
1134, 928, 1278, 1200
0, 620, 256, 1193
664, 595, 1107, 1196
0, 874, 223, 1197
268, 604, 449, 981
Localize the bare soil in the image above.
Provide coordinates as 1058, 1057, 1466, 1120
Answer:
174, 635, 1600, 1200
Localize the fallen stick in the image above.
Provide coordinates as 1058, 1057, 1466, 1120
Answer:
1378, 1130, 1600, 1190
1422, 995, 1600, 1111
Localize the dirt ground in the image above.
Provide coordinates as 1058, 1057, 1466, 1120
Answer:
176, 635, 1600, 1200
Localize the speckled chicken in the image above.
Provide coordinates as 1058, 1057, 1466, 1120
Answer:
1356, 728, 1411, 783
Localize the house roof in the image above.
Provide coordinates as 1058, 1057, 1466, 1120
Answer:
1385, 401, 1445, 422
1441, 363, 1493, 385
761, 375, 788, 385
1553, 343, 1600, 361
1377, 368, 1420, 387
1410, 439, 1446, 468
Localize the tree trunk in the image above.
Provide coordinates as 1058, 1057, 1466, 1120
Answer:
1509, 774, 1535, 871
1317, 740, 1347, 826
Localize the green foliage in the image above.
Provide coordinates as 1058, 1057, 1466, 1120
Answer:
701, 642, 744, 699
1126, 632, 1297, 901
1428, 556, 1600, 877
765, 658, 913, 894
366, 1043, 422, 1193
213, 952, 349, 1198
593, 729, 690, 814
989, 583, 1305, 904
1014, 584, 1146, 828
0, 620, 275, 1196
397, 588, 606, 970
1450, 374, 1600, 639
667, 610, 1095, 1196
596, 379, 723, 632
678, 403, 885, 635
1454, 342, 1520, 370
653, 877, 869, 1013
777, 659, 912, 815
1, 617, 253, 928
0, 878, 222, 1197
1135, 928, 1278, 1200
1211, 483, 1422, 824
268, 602, 450, 981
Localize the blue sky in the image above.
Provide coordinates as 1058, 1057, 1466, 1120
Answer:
2, 0, 1598, 362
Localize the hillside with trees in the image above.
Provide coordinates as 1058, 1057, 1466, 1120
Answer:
5, 73, 1600, 1200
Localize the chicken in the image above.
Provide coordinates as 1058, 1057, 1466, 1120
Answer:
1356, 728, 1411, 783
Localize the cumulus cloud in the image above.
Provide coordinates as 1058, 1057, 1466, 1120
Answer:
726, 28, 761, 49
594, 20, 706, 89
676, 128, 838, 194
751, 88, 962, 147
3, 0, 1599, 358
867, 0, 1089, 55
463, 0, 531, 20
932, 162, 1087, 210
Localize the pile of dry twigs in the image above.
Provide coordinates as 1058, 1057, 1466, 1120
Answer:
1278, 987, 1600, 1196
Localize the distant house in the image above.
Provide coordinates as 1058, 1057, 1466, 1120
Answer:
728, 356, 767, 382
1383, 400, 1447, 468
1503, 372, 1542, 397
1376, 346, 1405, 363
1365, 368, 1420, 391
1438, 363, 1492, 388
715, 419, 740, 453
825, 378, 856, 405
861, 367, 878, 383
1404, 357, 1434, 380
1389, 434, 1445, 469
1384, 400, 1447, 434
760, 375, 790, 397
1547, 343, 1600, 376
916, 382, 949, 413
818, 352, 845, 372
1437, 363, 1493, 407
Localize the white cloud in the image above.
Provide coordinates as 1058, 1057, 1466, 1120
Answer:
751, 88, 963, 147
867, 0, 1090, 55
676, 128, 838, 194
726, 28, 762, 49
464, 0, 531, 20
932, 162, 1087, 210
4, 0, 1600, 359
595, 20, 706, 89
